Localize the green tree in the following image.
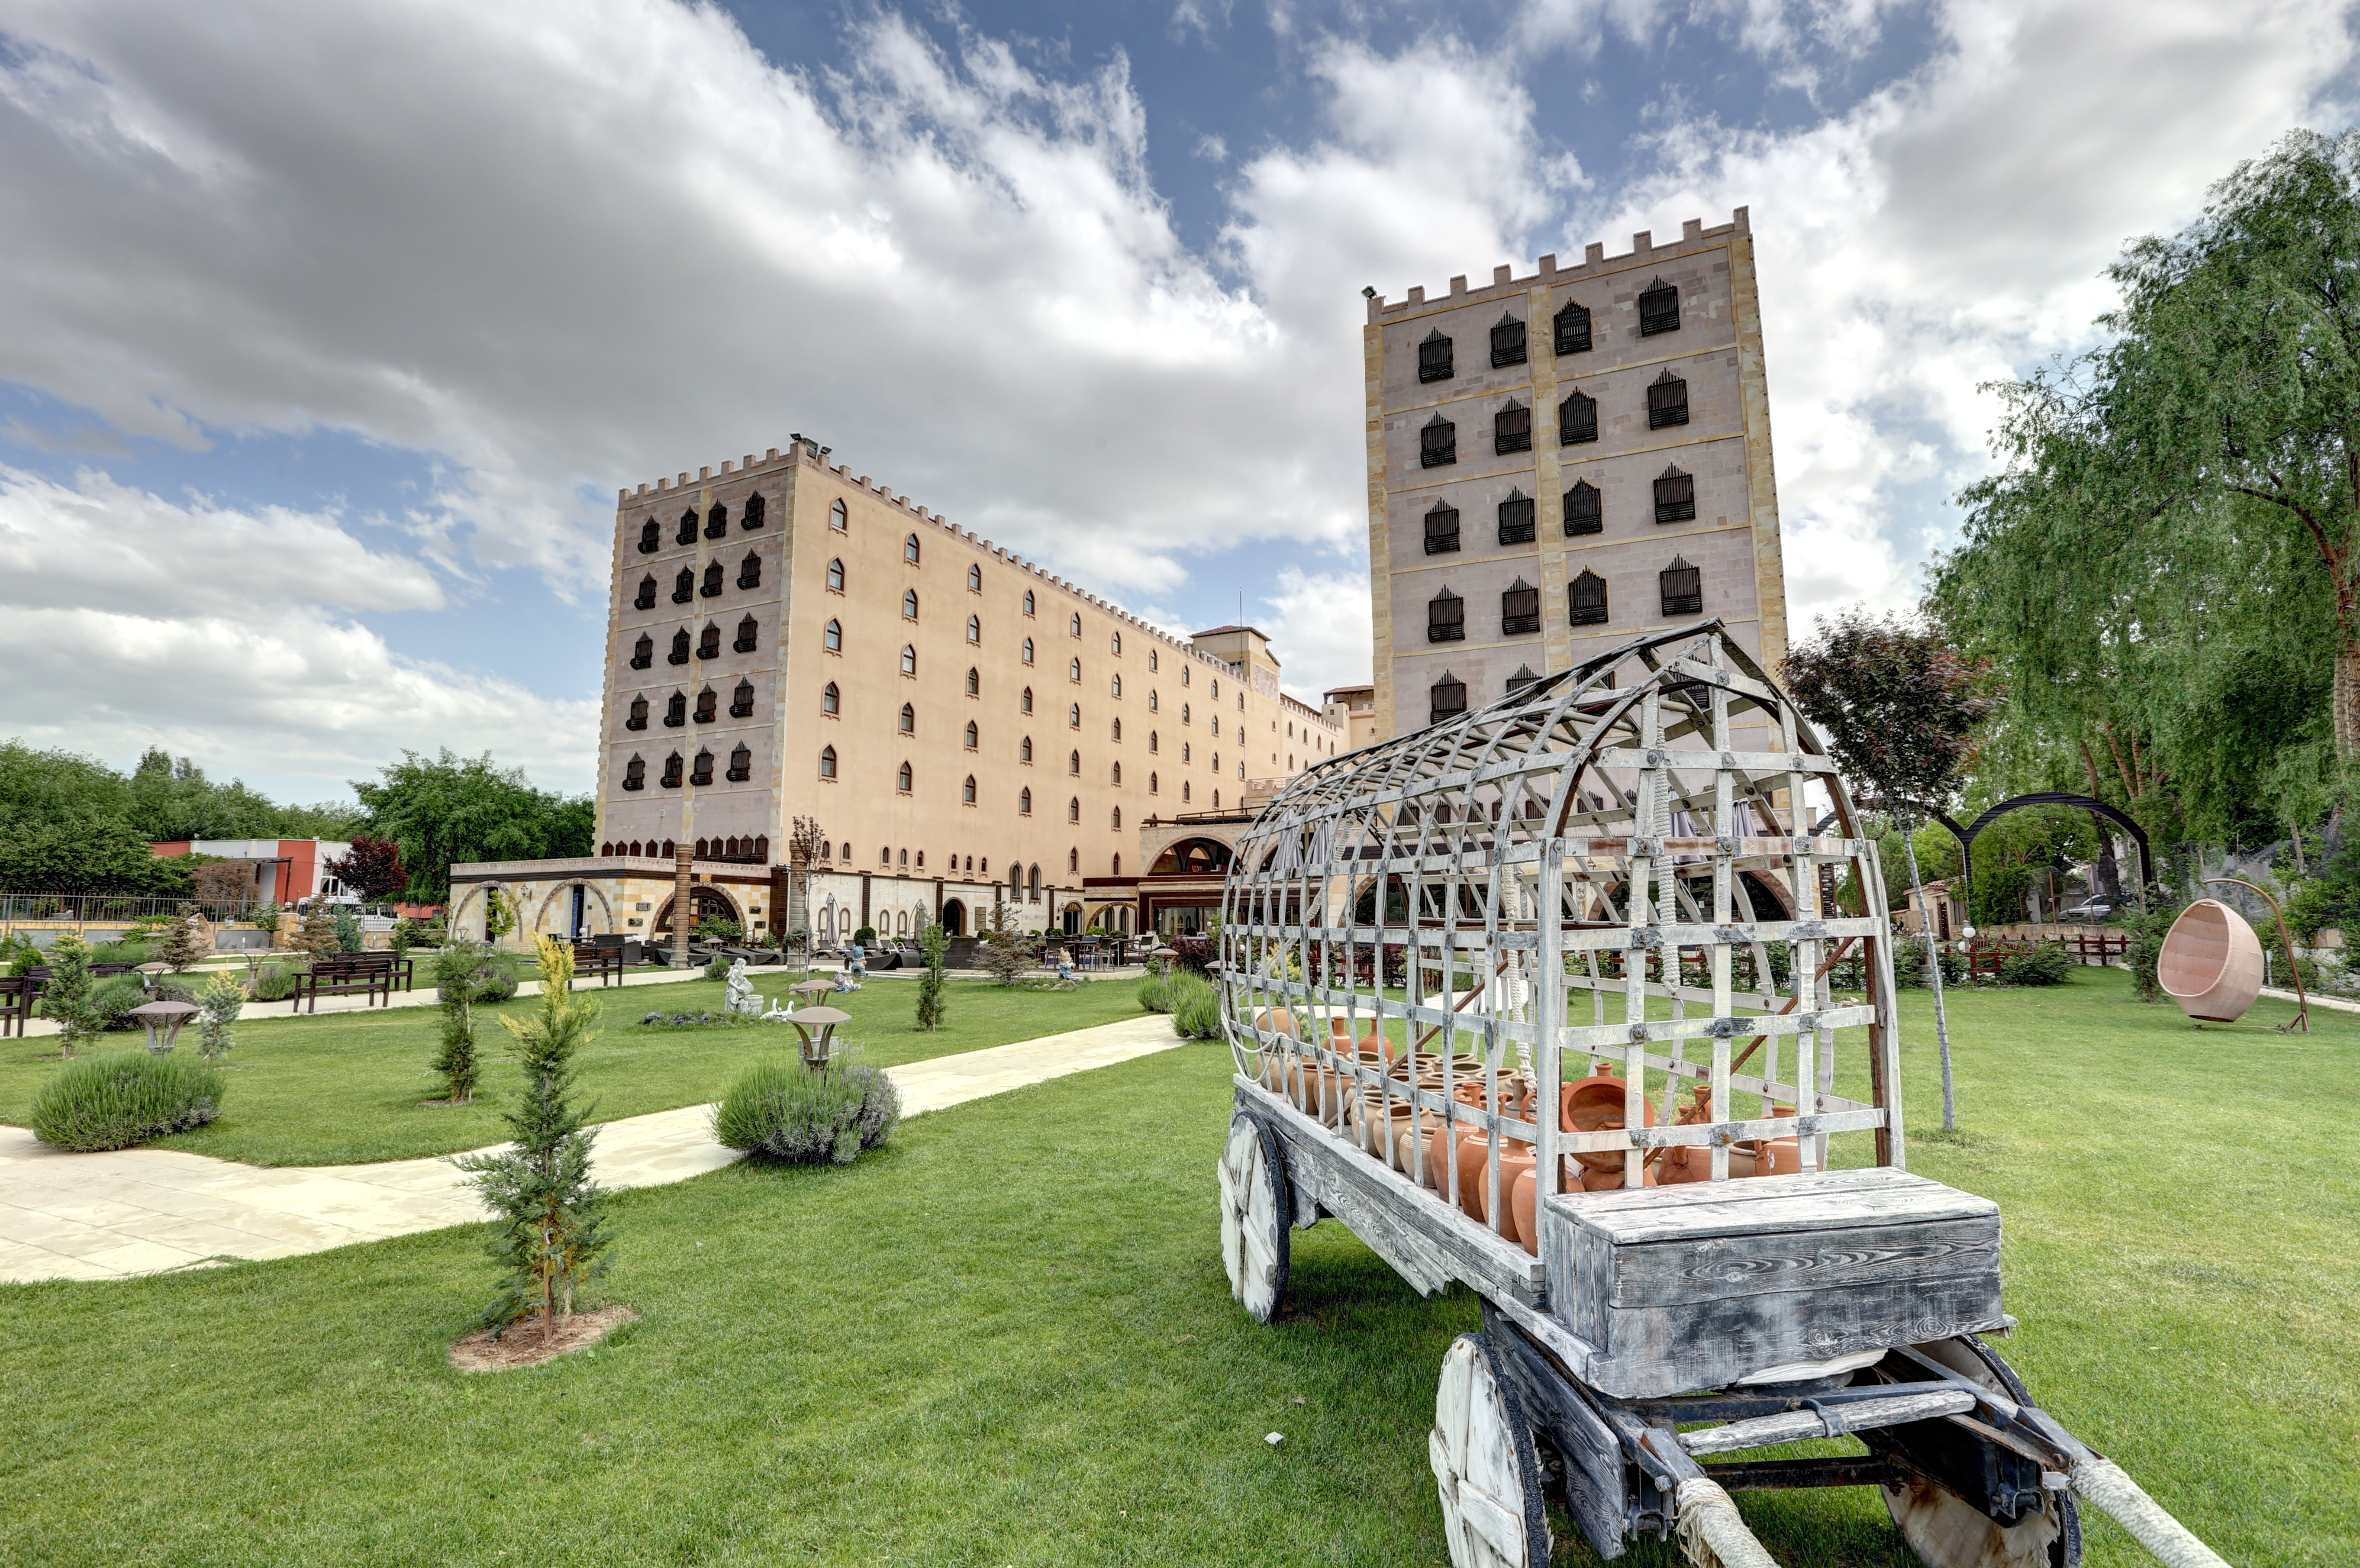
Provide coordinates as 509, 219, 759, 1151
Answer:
454, 937, 613, 1340
352, 750, 593, 904
915, 921, 948, 1029
155, 913, 206, 971
195, 970, 243, 1062
1785, 611, 1999, 1132
429, 941, 491, 1104
43, 931, 97, 1059
324, 835, 408, 902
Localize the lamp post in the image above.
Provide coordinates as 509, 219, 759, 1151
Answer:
135, 961, 171, 996
127, 1000, 199, 1054
786, 1005, 849, 1072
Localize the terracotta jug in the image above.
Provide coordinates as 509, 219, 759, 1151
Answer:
1511, 1167, 1539, 1256
1560, 1064, 1657, 1177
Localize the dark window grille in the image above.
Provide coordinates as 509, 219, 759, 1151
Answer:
705, 505, 728, 540
738, 554, 761, 590
690, 749, 714, 787
730, 681, 754, 719
1420, 416, 1456, 468
1430, 674, 1467, 723
1559, 390, 1598, 445
1660, 554, 1702, 616
1490, 311, 1526, 368
1423, 503, 1461, 555
734, 616, 758, 653
1427, 589, 1465, 643
697, 624, 721, 659
1506, 665, 1540, 694
637, 521, 660, 554
668, 630, 691, 665
623, 757, 646, 791
701, 562, 724, 598
1554, 300, 1592, 355
726, 744, 752, 783
742, 493, 765, 529
634, 577, 657, 610
676, 511, 698, 546
1418, 330, 1452, 384
664, 692, 687, 727
1638, 277, 1680, 335
694, 688, 717, 724
661, 753, 683, 788
1565, 481, 1602, 536
1497, 489, 1535, 545
630, 635, 653, 670
625, 697, 648, 732
1654, 467, 1696, 523
672, 569, 694, 604
1494, 401, 1531, 455
1647, 371, 1689, 429
1569, 569, 1609, 626
1502, 578, 1541, 635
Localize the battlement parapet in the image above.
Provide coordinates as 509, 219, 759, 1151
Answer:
1363, 208, 1750, 323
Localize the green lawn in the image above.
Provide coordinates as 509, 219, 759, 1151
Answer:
0, 968, 2348, 1565
0, 975, 1150, 1166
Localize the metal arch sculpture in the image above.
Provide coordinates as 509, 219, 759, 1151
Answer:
1956, 792, 2153, 896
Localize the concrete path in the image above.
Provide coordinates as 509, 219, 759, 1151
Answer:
0, 1013, 1187, 1285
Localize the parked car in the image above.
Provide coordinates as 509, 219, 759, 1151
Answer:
2060, 897, 2121, 922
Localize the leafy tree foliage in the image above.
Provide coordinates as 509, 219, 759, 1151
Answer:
915, 921, 948, 1029
324, 835, 407, 901
351, 750, 593, 903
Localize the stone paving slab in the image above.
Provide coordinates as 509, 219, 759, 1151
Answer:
0, 1013, 1190, 1285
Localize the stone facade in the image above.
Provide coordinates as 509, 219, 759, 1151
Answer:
1364, 210, 1790, 741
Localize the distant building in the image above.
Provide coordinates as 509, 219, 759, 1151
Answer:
148, 839, 353, 905
1361, 210, 1791, 742
1321, 684, 1378, 752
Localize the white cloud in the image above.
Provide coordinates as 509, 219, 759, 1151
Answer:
1258, 565, 1376, 703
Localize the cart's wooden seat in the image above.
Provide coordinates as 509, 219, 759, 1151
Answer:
1537, 1168, 2005, 1399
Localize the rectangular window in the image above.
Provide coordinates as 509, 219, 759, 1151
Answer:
1647, 375, 1689, 430
1423, 506, 1461, 555
1427, 598, 1465, 643
1420, 421, 1457, 468
1660, 559, 1703, 616
1490, 316, 1527, 368
1502, 585, 1541, 635
1554, 302, 1592, 355
1497, 494, 1535, 545
1639, 281, 1680, 336
1494, 405, 1531, 455
1560, 391, 1598, 445
1654, 471, 1696, 524
1569, 573, 1609, 626
1564, 484, 1602, 536
1430, 680, 1467, 723
1418, 335, 1453, 384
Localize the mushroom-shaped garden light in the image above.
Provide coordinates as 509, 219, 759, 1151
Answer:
128, 999, 200, 1054
786, 1005, 850, 1072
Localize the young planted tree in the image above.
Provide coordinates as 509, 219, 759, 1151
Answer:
915, 921, 949, 1029
430, 941, 490, 1103
155, 912, 206, 971
786, 815, 828, 940
44, 930, 96, 1059
977, 903, 1034, 987
455, 936, 613, 1341
1785, 610, 1999, 1132
323, 835, 408, 903
196, 969, 243, 1062
291, 907, 340, 958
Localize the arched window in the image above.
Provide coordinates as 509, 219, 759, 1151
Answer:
827, 558, 845, 591
1069, 703, 1081, 728
822, 681, 840, 715
1112, 718, 1122, 742
631, 634, 653, 670
664, 691, 687, 727
825, 619, 843, 652
1112, 762, 1122, 785
727, 744, 752, 782
1149, 730, 1159, 752
1067, 797, 1080, 823
738, 552, 761, 590
1021, 686, 1034, 713
1647, 370, 1689, 429
742, 493, 765, 529
1110, 674, 1122, 698
1570, 568, 1609, 626
1638, 276, 1680, 335
964, 721, 979, 749
904, 533, 921, 565
1565, 481, 1603, 536
1148, 649, 1158, 671
965, 667, 980, 697
1149, 771, 1159, 793
1111, 631, 1122, 655
697, 623, 720, 659
661, 752, 684, 787
705, 505, 727, 540
900, 644, 917, 676
1068, 749, 1081, 775
1183, 781, 1191, 802
1023, 589, 1036, 616
1110, 806, 1122, 830
1183, 666, 1191, 687
1559, 389, 1599, 445
1068, 848, 1079, 873
1019, 787, 1032, 815
967, 614, 981, 643
1020, 735, 1033, 762
897, 761, 914, 793
694, 687, 717, 723
1029, 864, 1042, 898
899, 703, 916, 734
903, 589, 919, 620
626, 695, 648, 731
623, 756, 646, 790
1182, 742, 1192, 762
1069, 657, 1082, 682
701, 561, 724, 598
730, 679, 754, 718
636, 519, 659, 553
1148, 689, 1158, 711
672, 568, 695, 604
962, 775, 977, 804
830, 498, 848, 531
968, 564, 983, 591
1181, 703, 1191, 724
676, 510, 699, 546
1022, 638, 1035, 664
634, 575, 657, 610
1069, 613, 1082, 638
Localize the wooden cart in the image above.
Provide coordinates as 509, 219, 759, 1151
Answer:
1213, 624, 2228, 1568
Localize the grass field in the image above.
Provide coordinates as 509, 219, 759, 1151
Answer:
0, 966, 2348, 1565
0, 975, 1150, 1165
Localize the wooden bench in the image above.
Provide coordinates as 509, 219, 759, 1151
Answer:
0, 976, 34, 1039
2066, 929, 2129, 965
290, 952, 396, 1012
570, 943, 625, 987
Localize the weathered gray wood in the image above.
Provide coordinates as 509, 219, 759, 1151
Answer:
1553, 1168, 1996, 1242
1679, 1389, 1975, 1455
1431, 1335, 1552, 1568
1484, 1307, 1627, 1559
1607, 1218, 2001, 1309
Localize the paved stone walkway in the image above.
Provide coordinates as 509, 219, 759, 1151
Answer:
0, 1013, 1187, 1285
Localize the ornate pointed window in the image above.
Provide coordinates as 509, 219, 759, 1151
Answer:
1506, 664, 1540, 694
742, 493, 765, 529
962, 775, 977, 804
1069, 613, 1082, 638
965, 666, 980, 697
735, 616, 758, 653
903, 589, 919, 620
625, 696, 648, 731
1069, 656, 1082, 682
1023, 589, 1036, 616
1021, 735, 1033, 762
967, 614, 981, 644
623, 755, 646, 790
1068, 749, 1081, 775
1428, 586, 1465, 643
1067, 797, 1080, 823
631, 634, 654, 670
676, 510, 698, 546
819, 745, 837, 778
826, 558, 845, 592
830, 498, 848, 531
697, 623, 720, 659
1111, 674, 1122, 699
1420, 414, 1456, 468
1417, 329, 1453, 384
700, 562, 723, 598
637, 519, 660, 553
661, 752, 684, 788
1430, 672, 1467, 723
899, 702, 916, 735
727, 744, 752, 782
1110, 631, 1122, 656
1554, 298, 1592, 355
1493, 400, 1531, 455
694, 687, 717, 724
968, 563, 983, 591
900, 644, 917, 677
1569, 568, 1609, 626
672, 568, 695, 605
690, 749, 714, 786
824, 619, 842, 652
1069, 702, 1082, 729
1660, 554, 1702, 616
1501, 578, 1541, 635
1497, 489, 1535, 545
897, 761, 914, 793
1022, 686, 1034, 714
1019, 787, 1033, 814
668, 629, 691, 665
1559, 389, 1598, 445
1022, 637, 1035, 664
634, 576, 657, 610
904, 534, 921, 565
1653, 465, 1696, 523
1565, 481, 1602, 536
1638, 276, 1680, 335
737, 552, 761, 590
1490, 310, 1527, 367
964, 720, 979, 749
1647, 370, 1689, 429
1423, 501, 1460, 555
821, 681, 839, 715
730, 679, 755, 718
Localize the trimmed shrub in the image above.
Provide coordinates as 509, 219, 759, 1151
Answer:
852, 926, 877, 946
1167, 973, 1222, 1039
703, 954, 732, 981
333, 908, 364, 953
86, 974, 149, 1031
713, 1052, 901, 1164
31, 1054, 227, 1151
1998, 945, 2074, 987
1137, 972, 1172, 1013
250, 963, 299, 1002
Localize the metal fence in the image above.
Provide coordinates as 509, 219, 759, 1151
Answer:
0, 893, 263, 925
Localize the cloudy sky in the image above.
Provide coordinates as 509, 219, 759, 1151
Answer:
1, 0, 2354, 805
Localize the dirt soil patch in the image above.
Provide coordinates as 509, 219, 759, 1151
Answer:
448, 1306, 638, 1372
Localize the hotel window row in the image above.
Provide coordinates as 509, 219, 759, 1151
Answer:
634, 494, 767, 553
1422, 468, 1694, 551
1418, 373, 1688, 469
1415, 279, 1680, 385
628, 617, 761, 669
1426, 555, 1703, 642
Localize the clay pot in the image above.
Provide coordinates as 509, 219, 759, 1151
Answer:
1328, 1016, 1392, 1062
1252, 1007, 1301, 1042
1560, 1065, 1657, 1175
2159, 898, 2266, 1023
1511, 1167, 1539, 1256
1660, 1088, 1802, 1182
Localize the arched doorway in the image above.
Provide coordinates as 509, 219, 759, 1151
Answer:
1151, 836, 1234, 876
652, 886, 741, 940
941, 898, 966, 936
1062, 903, 1082, 935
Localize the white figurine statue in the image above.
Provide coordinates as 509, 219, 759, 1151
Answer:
723, 958, 763, 1018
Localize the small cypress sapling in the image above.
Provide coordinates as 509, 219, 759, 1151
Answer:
333, 907, 364, 953
45, 931, 96, 1059
155, 913, 206, 971
196, 969, 244, 1061
915, 921, 948, 1030
455, 936, 614, 1341
430, 940, 490, 1103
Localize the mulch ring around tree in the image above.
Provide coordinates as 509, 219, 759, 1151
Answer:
448, 1306, 638, 1373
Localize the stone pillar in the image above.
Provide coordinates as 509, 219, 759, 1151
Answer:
674, 842, 693, 965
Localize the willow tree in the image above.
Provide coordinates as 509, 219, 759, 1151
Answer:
1937, 129, 2360, 844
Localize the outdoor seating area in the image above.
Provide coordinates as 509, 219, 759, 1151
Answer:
288, 952, 414, 1013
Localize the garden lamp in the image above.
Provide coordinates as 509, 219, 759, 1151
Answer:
135, 961, 170, 994
788, 978, 835, 1014
128, 999, 199, 1055
786, 1005, 849, 1072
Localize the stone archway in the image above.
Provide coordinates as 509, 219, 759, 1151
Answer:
531, 880, 616, 940
941, 898, 966, 936
652, 885, 742, 940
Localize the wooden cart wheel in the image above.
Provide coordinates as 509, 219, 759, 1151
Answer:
1429, 1334, 1552, 1568
1217, 1111, 1290, 1322
1877, 1338, 2081, 1568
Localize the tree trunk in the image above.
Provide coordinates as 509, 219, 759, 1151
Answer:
2337, 645, 2360, 761
2092, 819, 2120, 900
1902, 824, 1957, 1133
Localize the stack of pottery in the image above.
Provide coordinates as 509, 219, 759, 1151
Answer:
1502, 1064, 1661, 1258
1657, 1084, 1801, 1184
1252, 1008, 1327, 1118
1425, 1076, 1539, 1239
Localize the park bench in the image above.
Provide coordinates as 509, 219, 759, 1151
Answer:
569, 942, 625, 987
290, 952, 397, 1013
0, 976, 33, 1038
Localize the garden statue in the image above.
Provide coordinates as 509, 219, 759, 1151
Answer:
723, 958, 762, 1019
